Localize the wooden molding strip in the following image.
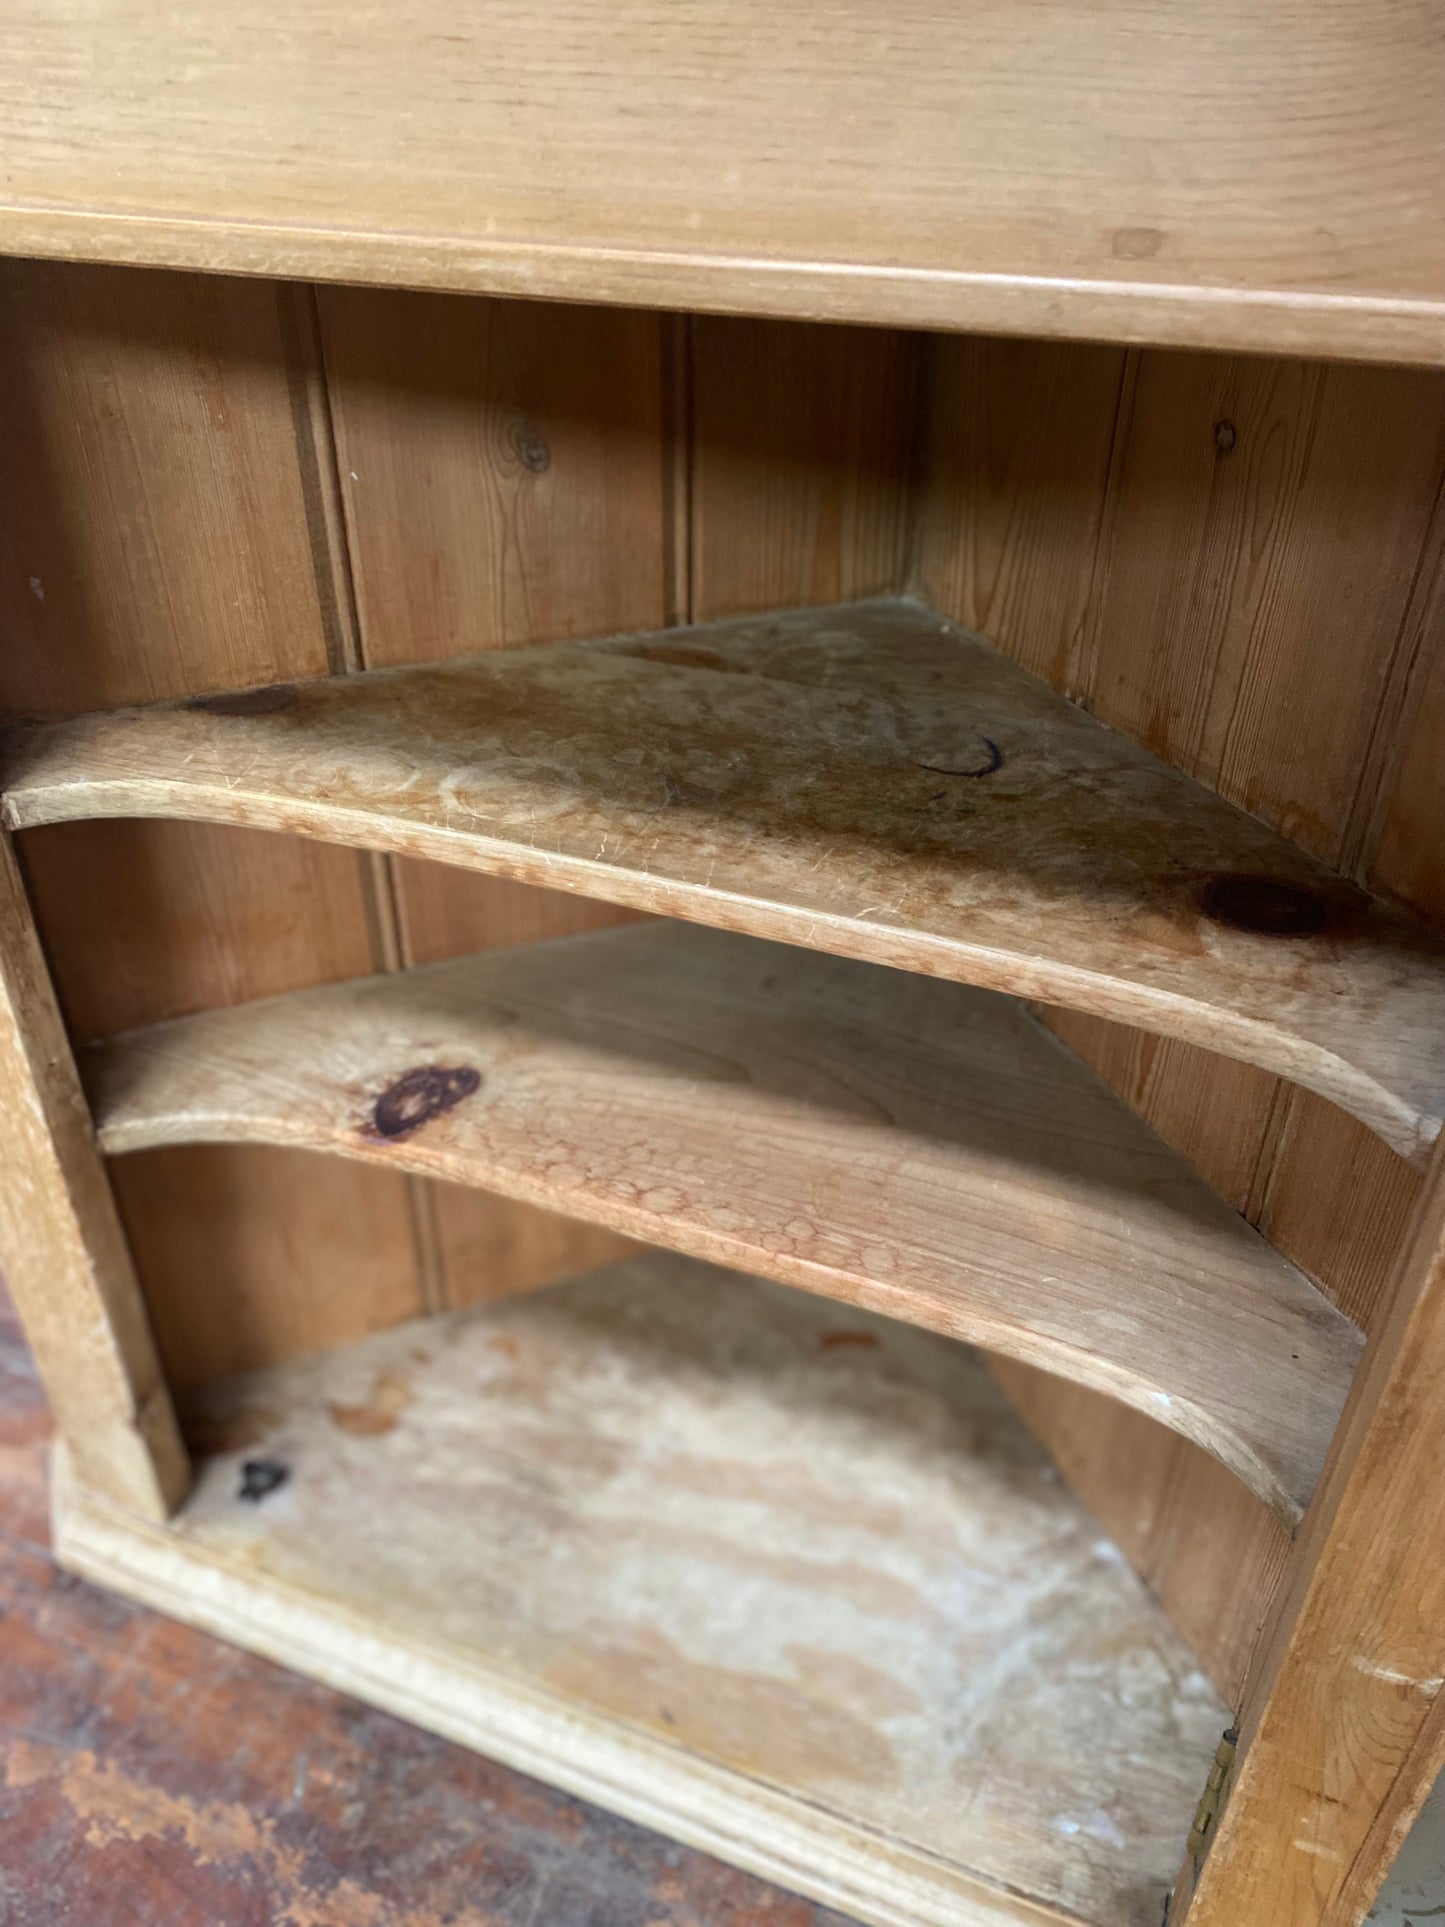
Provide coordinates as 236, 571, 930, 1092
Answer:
8, 599, 1444, 1167
3, 0, 1443, 363
82, 919, 1361, 1524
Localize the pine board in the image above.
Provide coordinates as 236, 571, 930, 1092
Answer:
7, 598, 1445, 1166
2, 0, 1443, 360
82, 919, 1360, 1522
53, 1251, 1230, 1927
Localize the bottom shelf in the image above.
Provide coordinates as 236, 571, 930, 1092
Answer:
55, 1251, 1227, 1927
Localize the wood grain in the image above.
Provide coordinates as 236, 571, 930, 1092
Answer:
0, 259, 427, 1381
105, 1146, 424, 1395
20, 824, 427, 1394
1359, 488, 1445, 930
318, 289, 668, 665
319, 286, 665, 1308
1167, 372, 1445, 1920
0, 260, 332, 715
1182, 1144, 1445, 1926
83, 919, 1360, 1522
0, 1277, 855, 1927
915, 335, 1127, 692
1079, 354, 1445, 864
690, 318, 920, 621
55, 1250, 1230, 1927
8, 596, 1445, 1166
17, 821, 384, 1041
2, 2, 1444, 361
915, 344, 1445, 1709
987, 1358, 1291, 1710
1079, 358, 1443, 1278
0, 829, 186, 1518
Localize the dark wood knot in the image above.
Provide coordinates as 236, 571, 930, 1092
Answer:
370, 1065, 482, 1140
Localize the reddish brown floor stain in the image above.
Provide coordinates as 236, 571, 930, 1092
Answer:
0, 1285, 857, 1927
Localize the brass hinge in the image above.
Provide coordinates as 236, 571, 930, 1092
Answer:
1187, 1726, 1239, 1866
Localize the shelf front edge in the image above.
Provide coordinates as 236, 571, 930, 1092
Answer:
6, 599, 1443, 1170
3, 207, 1445, 367
81, 919, 1363, 1525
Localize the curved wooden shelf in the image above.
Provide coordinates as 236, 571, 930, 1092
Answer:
82, 919, 1361, 1524
8, 598, 1444, 1167
2, 0, 1442, 362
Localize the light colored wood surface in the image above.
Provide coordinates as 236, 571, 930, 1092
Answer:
103, 1145, 426, 1395
0, 262, 335, 718
3, 2, 1445, 361
0, 829, 186, 1518
54, 1250, 1229, 1927
1079, 354, 1445, 873
689, 318, 922, 623
0, 260, 432, 1379
8, 596, 1445, 1167
914, 335, 1128, 695
991, 1355, 1291, 1709
318, 289, 669, 667
1180, 1144, 1445, 1926
82, 919, 1360, 1523
319, 286, 663, 1313
0, 1295, 843, 1927
914, 338, 1445, 1706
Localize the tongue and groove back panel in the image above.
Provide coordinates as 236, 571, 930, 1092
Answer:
912, 336, 1445, 1695
2, 258, 1443, 1698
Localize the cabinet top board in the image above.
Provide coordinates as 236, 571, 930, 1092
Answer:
1, 0, 1442, 361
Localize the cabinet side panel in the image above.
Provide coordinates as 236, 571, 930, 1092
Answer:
0, 827, 188, 1515
0, 262, 424, 1388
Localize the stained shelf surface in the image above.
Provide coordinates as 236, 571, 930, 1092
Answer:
56, 1252, 1230, 1927
84, 918, 1361, 1523
9, 597, 1444, 1167
1, 0, 1442, 361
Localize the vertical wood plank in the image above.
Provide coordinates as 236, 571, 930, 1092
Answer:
914, 338, 1445, 1700
108, 1145, 423, 1392
1364, 512, 1445, 921
911, 333, 1278, 1696
1253, 1103, 1426, 1332
0, 261, 333, 711
1080, 351, 1445, 1354
18, 822, 384, 1041
0, 829, 187, 1516
914, 333, 1127, 689
16, 821, 429, 1391
1082, 352, 1445, 858
690, 316, 921, 621
320, 287, 668, 661
318, 288, 667, 1306
0, 261, 426, 1380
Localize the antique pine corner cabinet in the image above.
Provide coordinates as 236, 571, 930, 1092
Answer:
1, 6, 1444, 1925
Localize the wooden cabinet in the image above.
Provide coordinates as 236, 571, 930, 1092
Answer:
2, 8, 1444, 1922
